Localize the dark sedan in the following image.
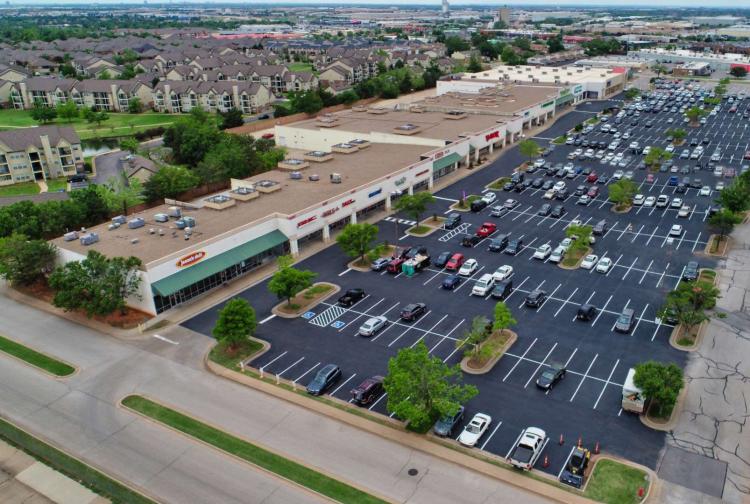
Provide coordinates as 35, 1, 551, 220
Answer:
400, 303, 427, 321
434, 251, 452, 269
442, 275, 461, 290
535, 366, 566, 390
525, 289, 547, 308
306, 364, 342, 395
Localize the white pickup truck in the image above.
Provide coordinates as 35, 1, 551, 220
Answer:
508, 427, 547, 470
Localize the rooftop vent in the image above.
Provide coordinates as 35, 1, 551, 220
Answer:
330, 173, 342, 184
254, 180, 281, 193
128, 218, 145, 229
309, 174, 320, 181
393, 123, 421, 135
112, 215, 127, 225
290, 171, 302, 180
175, 217, 196, 229
228, 186, 259, 202
332, 142, 358, 154
349, 138, 370, 149
168, 206, 182, 218
204, 194, 235, 210
303, 151, 333, 162
63, 231, 79, 241
154, 213, 169, 223
79, 232, 99, 246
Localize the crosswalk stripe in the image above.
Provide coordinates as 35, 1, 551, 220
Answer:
309, 305, 347, 327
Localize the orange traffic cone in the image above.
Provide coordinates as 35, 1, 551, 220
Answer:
594, 441, 600, 454
543, 454, 550, 468
559, 433, 564, 445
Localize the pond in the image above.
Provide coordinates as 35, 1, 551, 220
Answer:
81, 137, 122, 157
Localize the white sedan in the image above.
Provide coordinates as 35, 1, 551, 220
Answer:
644, 196, 656, 207
533, 244, 552, 260
669, 224, 684, 237
458, 413, 492, 447
482, 192, 497, 205
633, 194, 645, 206
458, 259, 478, 277
678, 205, 691, 218
596, 257, 613, 274
492, 265, 514, 282
581, 254, 600, 270
699, 186, 711, 196
715, 181, 725, 191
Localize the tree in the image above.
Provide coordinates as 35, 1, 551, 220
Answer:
195, 134, 267, 183
565, 224, 593, 254
219, 107, 244, 130
83, 107, 109, 128
288, 90, 324, 115
685, 106, 706, 126
213, 298, 257, 351
466, 55, 482, 73
267, 257, 316, 306
30, 100, 57, 124
608, 179, 638, 209
659, 281, 720, 337
624, 88, 640, 101
384, 341, 478, 432
394, 191, 436, 225
730, 66, 747, 78
335, 223, 379, 264
492, 301, 517, 333
444, 36, 470, 56
97, 69, 112, 80
634, 361, 684, 418
644, 146, 672, 168
457, 316, 491, 362
119, 137, 140, 155
56, 100, 79, 122
96, 177, 144, 214
718, 180, 750, 213
501, 45, 522, 66
518, 138, 541, 164
665, 128, 687, 144
709, 209, 742, 242
127, 97, 143, 114
652, 64, 668, 77
546, 34, 564, 53
142, 165, 201, 202
69, 186, 110, 227
48, 251, 142, 317
0, 234, 57, 286
163, 109, 222, 166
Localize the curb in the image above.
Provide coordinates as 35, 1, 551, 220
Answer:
0, 335, 79, 380
119, 395, 388, 504
271, 282, 340, 319
460, 330, 518, 375
204, 350, 596, 504
639, 384, 688, 432
585, 455, 657, 503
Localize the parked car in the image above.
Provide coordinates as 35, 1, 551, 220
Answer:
669, 224, 683, 237
614, 308, 635, 333
476, 222, 497, 238
592, 220, 608, 235
350, 376, 384, 406
471, 274, 495, 296
525, 289, 547, 308
580, 254, 599, 270
596, 257, 612, 273
433, 406, 465, 437
358, 316, 388, 337
442, 274, 462, 290
461, 235, 481, 248
370, 257, 390, 272
533, 244, 552, 260
538, 204, 552, 216
458, 413, 492, 447
445, 253, 465, 271
505, 238, 523, 255
492, 265, 514, 282
535, 366, 566, 390
434, 251, 452, 269
683, 261, 699, 281
400, 303, 427, 321
458, 258, 479, 276
338, 288, 366, 307
549, 246, 566, 263
444, 213, 462, 230
491, 279, 514, 300
576, 304, 597, 321
559, 446, 591, 489
306, 364, 342, 395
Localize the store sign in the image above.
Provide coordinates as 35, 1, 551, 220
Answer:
368, 188, 382, 198
416, 169, 430, 177
297, 215, 317, 228
322, 207, 339, 218
485, 130, 500, 142
341, 198, 355, 207
176, 251, 206, 268
394, 176, 407, 186
433, 150, 447, 160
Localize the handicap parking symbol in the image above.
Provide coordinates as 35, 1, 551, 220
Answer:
331, 320, 346, 329
302, 311, 316, 320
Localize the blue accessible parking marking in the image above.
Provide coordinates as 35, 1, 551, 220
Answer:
302, 311, 316, 320
330, 320, 346, 329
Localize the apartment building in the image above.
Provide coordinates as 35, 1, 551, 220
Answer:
152, 80, 273, 114
8, 78, 153, 112
0, 126, 83, 186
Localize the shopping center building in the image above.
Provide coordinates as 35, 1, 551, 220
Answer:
52, 76, 620, 316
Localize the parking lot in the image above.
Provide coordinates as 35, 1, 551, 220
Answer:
184, 86, 735, 480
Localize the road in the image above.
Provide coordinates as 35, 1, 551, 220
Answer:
0, 289, 552, 504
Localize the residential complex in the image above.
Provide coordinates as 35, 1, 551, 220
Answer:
0, 126, 82, 185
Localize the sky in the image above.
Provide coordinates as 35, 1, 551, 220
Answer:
11, 0, 750, 7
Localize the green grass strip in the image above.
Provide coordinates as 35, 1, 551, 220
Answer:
0, 416, 155, 504
122, 395, 388, 504
584, 459, 650, 504
0, 335, 75, 377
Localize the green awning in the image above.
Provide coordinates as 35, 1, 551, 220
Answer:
152, 230, 288, 297
433, 152, 462, 172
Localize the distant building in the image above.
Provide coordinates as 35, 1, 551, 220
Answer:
672, 62, 712, 77
442, 0, 449, 18
498, 7, 510, 25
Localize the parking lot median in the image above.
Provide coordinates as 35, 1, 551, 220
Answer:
0, 334, 76, 377
583, 457, 651, 504
461, 329, 517, 375
271, 282, 340, 318
121, 395, 390, 504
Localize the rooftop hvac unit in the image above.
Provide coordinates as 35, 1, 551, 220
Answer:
63, 231, 79, 242
309, 174, 320, 181
154, 213, 169, 223
168, 206, 182, 218
79, 232, 99, 246
290, 171, 302, 179
330, 173, 342, 184
112, 215, 127, 225
131, 238, 139, 245
128, 217, 145, 229
175, 217, 196, 229
107, 223, 120, 231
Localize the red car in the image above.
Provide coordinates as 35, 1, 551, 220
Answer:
587, 186, 599, 198
386, 247, 409, 273
646, 173, 655, 183
475, 222, 497, 238
261, 133, 275, 139
445, 253, 465, 271
586, 172, 598, 183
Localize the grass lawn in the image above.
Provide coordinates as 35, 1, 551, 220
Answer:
0, 334, 75, 376
488, 177, 511, 190
552, 135, 567, 145
584, 459, 649, 504
0, 181, 40, 197
277, 283, 334, 315
209, 340, 264, 371
122, 395, 387, 504
45, 178, 68, 192
452, 194, 481, 210
0, 417, 154, 504
288, 62, 314, 73
408, 224, 431, 235
0, 109, 179, 140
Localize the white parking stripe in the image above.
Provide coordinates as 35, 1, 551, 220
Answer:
537, 283, 562, 312
278, 357, 305, 377
591, 295, 613, 327
330, 373, 357, 396
524, 342, 558, 388
259, 351, 288, 372
621, 257, 639, 280
505, 429, 525, 459
480, 421, 503, 450
605, 254, 623, 277
410, 314, 448, 348
611, 299, 631, 332
631, 303, 650, 337
518, 280, 546, 308
656, 262, 670, 288
505, 276, 529, 301
674, 265, 686, 289
388, 310, 433, 348
692, 231, 702, 252
555, 287, 579, 317
557, 446, 577, 479
339, 297, 384, 332
593, 359, 620, 410
293, 362, 320, 383
429, 318, 466, 354
569, 354, 598, 402
368, 391, 388, 411
639, 260, 653, 285
503, 338, 538, 382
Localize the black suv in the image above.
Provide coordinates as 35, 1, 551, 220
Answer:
576, 304, 597, 321
338, 288, 365, 307
434, 251, 452, 268
504, 238, 523, 255
683, 261, 699, 281
433, 406, 465, 437
401, 303, 427, 321
444, 213, 461, 230
525, 289, 547, 308
538, 204, 552, 216
488, 234, 509, 252
350, 376, 384, 406
461, 235, 481, 248
306, 364, 342, 395
491, 279, 514, 300
470, 200, 488, 212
